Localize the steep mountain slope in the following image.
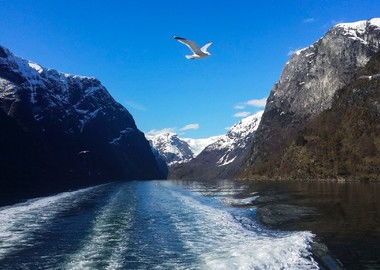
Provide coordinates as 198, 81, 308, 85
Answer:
238, 18, 380, 180
170, 111, 263, 179
0, 45, 165, 205
241, 50, 380, 180
146, 131, 221, 166
147, 131, 194, 165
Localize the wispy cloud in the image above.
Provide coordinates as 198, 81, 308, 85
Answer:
146, 128, 175, 136
180, 123, 200, 131
234, 97, 267, 110
147, 123, 200, 136
303, 18, 315, 24
234, 104, 246, 110
124, 100, 147, 111
234, 111, 251, 118
246, 98, 267, 107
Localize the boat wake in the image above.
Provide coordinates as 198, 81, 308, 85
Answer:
0, 181, 318, 269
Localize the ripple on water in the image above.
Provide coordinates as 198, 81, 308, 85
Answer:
0, 181, 319, 269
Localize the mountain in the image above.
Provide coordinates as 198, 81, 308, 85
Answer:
0, 45, 165, 205
146, 131, 194, 165
237, 18, 380, 180
182, 136, 223, 156
170, 111, 263, 179
146, 131, 221, 166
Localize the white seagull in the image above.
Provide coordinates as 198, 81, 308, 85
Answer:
173, 36, 212, 59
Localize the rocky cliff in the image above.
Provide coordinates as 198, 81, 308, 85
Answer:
0, 45, 165, 205
238, 18, 380, 180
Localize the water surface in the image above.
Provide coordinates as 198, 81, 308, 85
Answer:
0, 180, 318, 269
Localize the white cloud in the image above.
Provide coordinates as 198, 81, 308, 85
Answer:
246, 98, 267, 107
147, 123, 200, 137
124, 100, 146, 111
180, 123, 200, 131
235, 97, 267, 110
146, 128, 175, 136
234, 111, 251, 118
303, 18, 315, 23
234, 104, 246, 110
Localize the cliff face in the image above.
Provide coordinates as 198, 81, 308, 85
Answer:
0, 45, 165, 205
170, 111, 263, 179
238, 19, 380, 180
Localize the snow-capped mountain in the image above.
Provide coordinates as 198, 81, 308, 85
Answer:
0, 45, 165, 204
169, 111, 263, 179
238, 18, 380, 180
146, 131, 194, 165
205, 111, 263, 166
146, 131, 221, 166
182, 136, 223, 156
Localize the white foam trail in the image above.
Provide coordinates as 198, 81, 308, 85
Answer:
222, 195, 259, 206
0, 186, 98, 260
65, 189, 133, 269
167, 189, 319, 270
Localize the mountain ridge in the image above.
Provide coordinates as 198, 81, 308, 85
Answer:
146, 131, 222, 166
238, 18, 380, 180
169, 111, 263, 179
0, 45, 165, 205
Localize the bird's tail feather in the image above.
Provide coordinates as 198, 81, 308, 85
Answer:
185, 55, 193, 59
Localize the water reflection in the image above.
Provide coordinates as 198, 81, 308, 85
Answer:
173, 179, 380, 269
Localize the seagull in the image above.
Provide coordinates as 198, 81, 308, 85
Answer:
173, 36, 212, 59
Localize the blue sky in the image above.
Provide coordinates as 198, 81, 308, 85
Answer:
1, 0, 379, 138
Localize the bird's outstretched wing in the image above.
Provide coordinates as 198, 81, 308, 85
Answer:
200, 42, 212, 53
173, 36, 201, 54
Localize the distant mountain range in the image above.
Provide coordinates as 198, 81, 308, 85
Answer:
0, 45, 165, 205
169, 111, 263, 179
146, 131, 222, 166
148, 111, 263, 179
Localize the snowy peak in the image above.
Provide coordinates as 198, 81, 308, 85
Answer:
182, 135, 223, 156
146, 131, 194, 165
335, 18, 380, 32
289, 18, 380, 59
0, 45, 134, 137
227, 111, 263, 140
0, 45, 95, 81
275, 18, 380, 118
333, 18, 380, 45
169, 111, 264, 179
146, 130, 222, 166
205, 111, 263, 166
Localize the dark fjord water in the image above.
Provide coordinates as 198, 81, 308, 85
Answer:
0, 180, 318, 269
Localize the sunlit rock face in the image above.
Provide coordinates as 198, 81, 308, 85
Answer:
0, 45, 165, 205
239, 18, 380, 179
269, 18, 380, 117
